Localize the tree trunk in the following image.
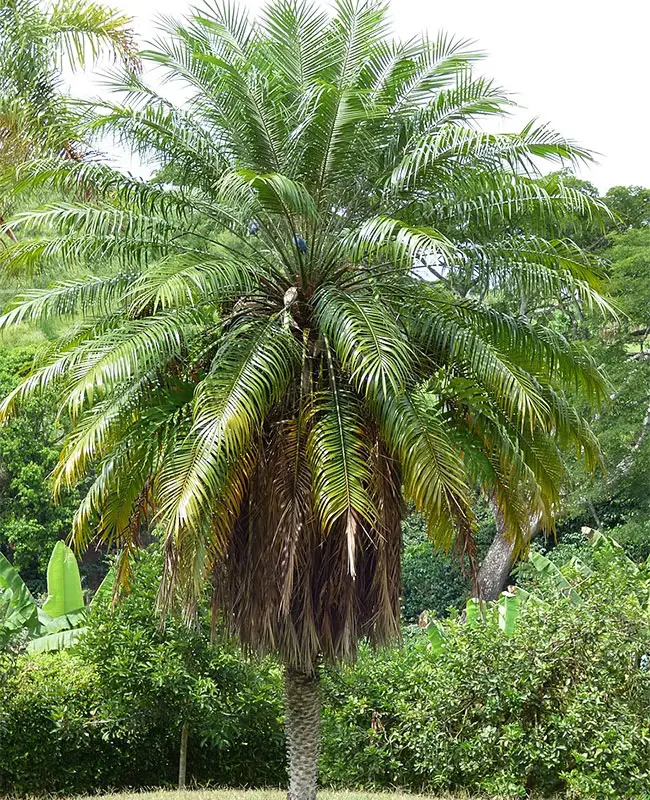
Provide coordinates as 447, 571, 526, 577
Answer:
0, 216, 16, 242
477, 522, 516, 601
178, 719, 189, 790
477, 508, 543, 601
285, 667, 320, 800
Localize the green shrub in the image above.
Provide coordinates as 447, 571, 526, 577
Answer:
608, 518, 650, 563
0, 549, 286, 795
79, 549, 286, 789
321, 564, 650, 799
0, 651, 117, 794
0, 347, 83, 593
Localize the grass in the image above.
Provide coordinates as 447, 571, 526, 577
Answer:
78, 791, 486, 800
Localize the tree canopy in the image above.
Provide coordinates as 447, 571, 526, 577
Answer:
0, 0, 612, 676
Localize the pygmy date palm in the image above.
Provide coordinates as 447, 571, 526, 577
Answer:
0, 1, 611, 796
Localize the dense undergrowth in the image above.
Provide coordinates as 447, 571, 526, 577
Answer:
1, 547, 649, 799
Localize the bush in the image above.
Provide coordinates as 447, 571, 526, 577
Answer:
608, 518, 650, 563
321, 561, 650, 799
0, 651, 118, 794
0, 649, 285, 795
0, 549, 286, 795
79, 549, 286, 789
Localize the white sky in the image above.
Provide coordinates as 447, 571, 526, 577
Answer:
75, 0, 650, 192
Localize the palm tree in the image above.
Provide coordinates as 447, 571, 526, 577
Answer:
0, 0, 138, 239
0, 1, 611, 796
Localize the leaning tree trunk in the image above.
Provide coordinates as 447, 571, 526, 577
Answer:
476, 520, 516, 601
477, 506, 543, 601
285, 667, 320, 800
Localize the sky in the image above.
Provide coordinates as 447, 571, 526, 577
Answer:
75, 0, 650, 192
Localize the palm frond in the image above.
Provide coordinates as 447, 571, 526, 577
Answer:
47, 0, 139, 70
308, 362, 377, 574
375, 386, 475, 552
390, 122, 593, 191
316, 288, 412, 399
0, 273, 134, 329
156, 318, 299, 537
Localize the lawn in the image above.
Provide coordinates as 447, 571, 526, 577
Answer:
83, 791, 481, 800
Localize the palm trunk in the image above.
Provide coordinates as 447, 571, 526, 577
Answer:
285, 667, 320, 800
178, 719, 189, 790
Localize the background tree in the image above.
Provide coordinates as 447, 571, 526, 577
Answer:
0, 347, 83, 592
0, 1, 610, 796
0, 0, 138, 244
604, 185, 650, 230
80, 547, 286, 790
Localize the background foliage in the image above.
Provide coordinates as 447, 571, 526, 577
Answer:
0, 346, 82, 593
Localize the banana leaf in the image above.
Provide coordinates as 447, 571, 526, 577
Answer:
498, 591, 520, 637
529, 550, 582, 605
465, 597, 481, 625
91, 568, 114, 607
37, 606, 88, 633
0, 552, 38, 645
42, 541, 84, 618
27, 627, 87, 654
427, 619, 447, 655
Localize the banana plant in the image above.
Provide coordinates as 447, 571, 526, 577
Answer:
425, 591, 522, 653
29, 540, 88, 653
528, 550, 583, 605
497, 590, 521, 637
0, 540, 110, 652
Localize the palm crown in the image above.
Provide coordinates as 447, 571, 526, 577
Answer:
0, 0, 609, 672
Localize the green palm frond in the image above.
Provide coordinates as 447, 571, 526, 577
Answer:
60, 309, 205, 417
47, 0, 138, 70
88, 100, 230, 181
387, 31, 483, 112
339, 214, 454, 268
0, 0, 138, 189
126, 256, 257, 314
376, 386, 475, 551
390, 122, 592, 192
405, 287, 607, 401
435, 175, 611, 233
317, 288, 413, 398
0, 273, 134, 329
308, 375, 377, 572
156, 318, 299, 538
259, 0, 330, 90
